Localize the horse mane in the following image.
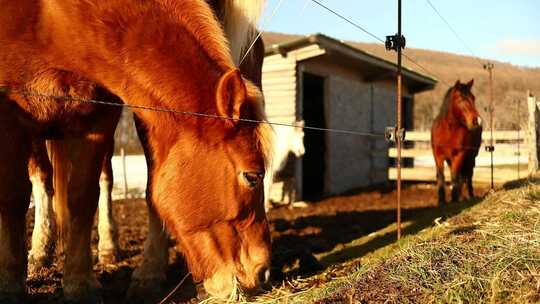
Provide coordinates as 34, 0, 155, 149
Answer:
217, 0, 266, 65
245, 79, 274, 169
436, 83, 472, 120
436, 86, 454, 119
155, 1, 272, 169
160, 0, 265, 68
154, 0, 235, 69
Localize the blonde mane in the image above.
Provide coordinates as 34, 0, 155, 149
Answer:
245, 80, 274, 169
220, 0, 266, 65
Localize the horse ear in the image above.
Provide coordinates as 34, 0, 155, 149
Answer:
454, 80, 461, 87
466, 79, 474, 90
216, 69, 247, 124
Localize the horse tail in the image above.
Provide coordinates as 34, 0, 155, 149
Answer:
221, 0, 266, 65
46, 140, 70, 246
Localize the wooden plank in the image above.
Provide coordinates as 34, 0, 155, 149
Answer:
262, 64, 297, 73
290, 45, 326, 61
262, 79, 296, 87
264, 89, 296, 98
405, 130, 523, 143
388, 167, 519, 184
389, 146, 524, 158
262, 83, 297, 91
266, 108, 295, 118
405, 131, 431, 141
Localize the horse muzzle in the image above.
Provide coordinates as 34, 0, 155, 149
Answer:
467, 116, 482, 130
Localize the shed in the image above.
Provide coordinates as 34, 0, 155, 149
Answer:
262, 33, 436, 202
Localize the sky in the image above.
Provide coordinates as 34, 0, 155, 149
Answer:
261, 0, 540, 68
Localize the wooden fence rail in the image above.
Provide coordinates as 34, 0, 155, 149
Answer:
388, 130, 525, 184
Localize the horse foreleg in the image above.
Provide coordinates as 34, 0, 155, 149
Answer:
55, 137, 109, 302
28, 140, 56, 275
434, 155, 446, 206
97, 144, 119, 265
128, 203, 169, 298
450, 153, 466, 202
465, 158, 476, 199
0, 119, 31, 301
128, 116, 169, 298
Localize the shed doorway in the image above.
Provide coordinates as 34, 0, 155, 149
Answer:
301, 72, 326, 200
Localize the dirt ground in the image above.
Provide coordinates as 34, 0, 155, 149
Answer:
24, 183, 488, 303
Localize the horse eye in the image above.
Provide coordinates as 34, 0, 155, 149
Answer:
242, 171, 264, 188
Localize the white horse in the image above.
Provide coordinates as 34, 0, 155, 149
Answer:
264, 121, 305, 210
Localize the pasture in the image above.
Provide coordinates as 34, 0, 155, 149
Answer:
2, 0, 538, 303
23, 181, 513, 303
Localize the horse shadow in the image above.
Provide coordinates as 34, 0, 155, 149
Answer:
502, 176, 540, 190
270, 195, 484, 281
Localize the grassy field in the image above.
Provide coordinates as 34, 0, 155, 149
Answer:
204, 179, 539, 303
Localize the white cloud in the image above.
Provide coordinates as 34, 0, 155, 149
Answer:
495, 39, 540, 57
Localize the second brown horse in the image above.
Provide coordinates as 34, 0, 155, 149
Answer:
431, 80, 482, 205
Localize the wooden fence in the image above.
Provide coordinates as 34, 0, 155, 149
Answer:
388, 130, 526, 184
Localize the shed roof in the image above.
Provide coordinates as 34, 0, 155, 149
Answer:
264, 33, 437, 93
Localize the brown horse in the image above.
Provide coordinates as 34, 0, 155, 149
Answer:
26, 2, 267, 294
0, 0, 271, 302
129, 0, 268, 298
28, 137, 118, 273
431, 80, 482, 205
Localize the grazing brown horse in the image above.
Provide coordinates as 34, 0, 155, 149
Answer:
431, 80, 482, 205
0, 0, 271, 302
26, 2, 268, 292
129, 0, 268, 298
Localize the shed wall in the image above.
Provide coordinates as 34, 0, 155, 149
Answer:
262, 48, 417, 200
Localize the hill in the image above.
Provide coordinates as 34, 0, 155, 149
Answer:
263, 32, 540, 130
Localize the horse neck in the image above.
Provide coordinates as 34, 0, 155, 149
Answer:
41, 0, 233, 119
443, 103, 464, 128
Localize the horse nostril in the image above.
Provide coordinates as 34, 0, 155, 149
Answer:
257, 267, 271, 286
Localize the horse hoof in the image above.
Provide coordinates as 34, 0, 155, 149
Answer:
28, 254, 53, 276
98, 250, 119, 265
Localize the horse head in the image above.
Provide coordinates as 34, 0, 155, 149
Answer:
450, 79, 482, 130
152, 69, 272, 298
291, 120, 306, 157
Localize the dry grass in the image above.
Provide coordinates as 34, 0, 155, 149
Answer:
316, 181, 540, 304
202, 180, 539, 303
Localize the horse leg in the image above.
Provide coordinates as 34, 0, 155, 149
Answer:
28, 139, 56, 275
0, 115, 32, 301
97, 141, 119, 265
434, 155, 446, 206
128, 116, 169, 298
465, 158, 475, 199
54, 136, 111, 302
128, 204, 169, 298
450, 153, 466, 202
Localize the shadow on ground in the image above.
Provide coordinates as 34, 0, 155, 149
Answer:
270, 192, 485, 280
